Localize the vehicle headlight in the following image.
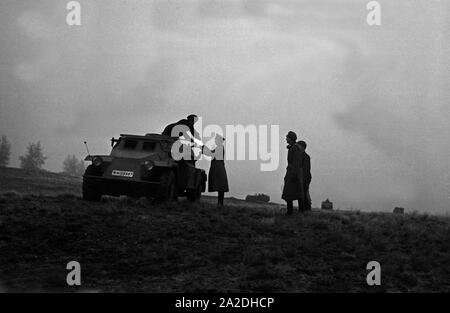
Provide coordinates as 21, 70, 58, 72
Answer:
144, 160, 154, 170
92, 157, 102, 167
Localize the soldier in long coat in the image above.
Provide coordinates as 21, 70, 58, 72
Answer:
202, 134, 229, 207
298, 140, 312, 211
282, 131, 304, 215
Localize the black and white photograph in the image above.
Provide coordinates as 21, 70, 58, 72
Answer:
0, 0, 449, 301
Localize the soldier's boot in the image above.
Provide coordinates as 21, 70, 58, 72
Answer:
186, 166, 196, 189
286, 201, 293, 215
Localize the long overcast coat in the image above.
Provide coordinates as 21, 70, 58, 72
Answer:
282, 143, 304, 202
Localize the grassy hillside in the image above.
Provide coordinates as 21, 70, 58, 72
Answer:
0, 167, 279, 209
0, 167, 82, 196
0, 168, 449, 292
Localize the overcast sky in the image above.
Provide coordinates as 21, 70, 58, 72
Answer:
0, 0, 449, 212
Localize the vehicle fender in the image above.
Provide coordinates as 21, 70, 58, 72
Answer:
153, 160, 177, 168
194, 169, 207, 189
84, 155, 113, 162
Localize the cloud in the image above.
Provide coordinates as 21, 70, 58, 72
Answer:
1, 0, 449, 212
333, 6, 450, 211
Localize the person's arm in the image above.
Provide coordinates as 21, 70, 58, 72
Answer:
306, 155, 312, 184
202, 145, 210, 156
202, 145, 218, 158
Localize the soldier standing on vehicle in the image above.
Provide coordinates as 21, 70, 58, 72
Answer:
281, 131, 304, 215
202, 134, 229, 207
162, 114, 200, 141
162, 114, 201, 163
162, 114, 201, 190
297, 140, 312, 212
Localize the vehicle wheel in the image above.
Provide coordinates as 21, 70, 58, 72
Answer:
187, 183, 201, 202
82, 166, 102, 202
158, 171, 177, 201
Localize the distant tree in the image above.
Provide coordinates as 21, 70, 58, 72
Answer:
63, 155, 85, 176
19, 141, 47, 171
0, 135, 11, 167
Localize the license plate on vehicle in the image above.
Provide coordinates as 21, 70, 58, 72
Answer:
112, 170, 134, 178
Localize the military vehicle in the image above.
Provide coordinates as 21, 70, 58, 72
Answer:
82, 133, 206, 202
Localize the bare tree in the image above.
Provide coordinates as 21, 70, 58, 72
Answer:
63, 155, 85, 176
19, 141, 47, 171
0, 135, 11, 167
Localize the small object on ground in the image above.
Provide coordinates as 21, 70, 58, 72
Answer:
321, 198, 333, 210
245, 193, 270, 203
393, 207, 405, 214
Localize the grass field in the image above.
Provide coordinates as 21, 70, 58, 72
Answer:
0, 167, 449, 292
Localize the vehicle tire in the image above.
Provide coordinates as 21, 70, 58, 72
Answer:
187, 183, 201, 202
82, 165, 102, 202
158, 171, 177, 202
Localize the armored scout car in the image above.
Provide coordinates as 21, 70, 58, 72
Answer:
82, 133, 206, 202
